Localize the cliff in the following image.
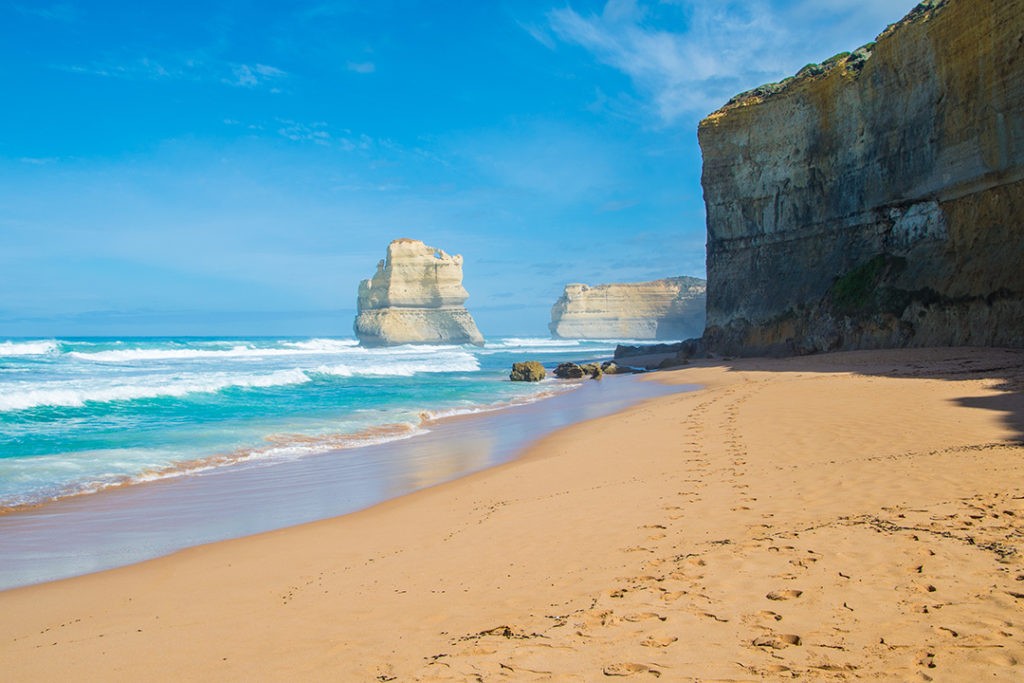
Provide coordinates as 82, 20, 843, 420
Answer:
549, 277, 706, 340
354, 239, 485, 346
699, 0, 1024, 355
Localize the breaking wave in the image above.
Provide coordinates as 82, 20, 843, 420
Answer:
314, 354, 480, 377
0, 369, 312, 412
69, 340, 359, 363
0, 340, 59, 357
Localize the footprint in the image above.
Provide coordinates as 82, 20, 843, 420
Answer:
641, 635, 678, 648
579, 610, 618, 628
699, 611, 729, 622
603, 662, 661, 677
789, 557, 819, 568
752, 633, 802, 649
766, 589, 803, 601
759, 664, 791, 673
756, 610, 783, 622
623, 612, 666, 623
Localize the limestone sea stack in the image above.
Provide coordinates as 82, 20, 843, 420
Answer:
549, 277, 706, 340
354, 239, 485, 346
699, 0, 1024, 355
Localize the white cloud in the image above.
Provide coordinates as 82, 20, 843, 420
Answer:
276, 119, 333, 145
57, 54, 287, 91
254, 118, 382, 154
543, 0, 922, 124
61, 57, 176, 80
227, 63, 287, 88
516, 20, 556, 50
346, 60, 376, 74
11, 2, 76, 22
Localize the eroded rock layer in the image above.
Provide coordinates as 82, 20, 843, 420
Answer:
699, 0, 1024, 355
354, 239, 484, 346
549, 277, 706, 340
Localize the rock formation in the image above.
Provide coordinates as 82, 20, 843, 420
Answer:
354, 239, 485, 346
699, 0, 1023, 355
509, 361, 545, 382
549, 277, 706, 340
553, 362, 603, 380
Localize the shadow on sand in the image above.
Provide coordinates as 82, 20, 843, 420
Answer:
653, 346, 1024, 444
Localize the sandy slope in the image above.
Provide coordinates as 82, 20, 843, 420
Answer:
1, 347, 1023, 681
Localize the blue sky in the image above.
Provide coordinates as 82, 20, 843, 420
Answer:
0, 0, 920, 337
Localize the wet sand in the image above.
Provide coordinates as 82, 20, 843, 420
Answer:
0, 375, 685, 590
1, 347, 1023, 681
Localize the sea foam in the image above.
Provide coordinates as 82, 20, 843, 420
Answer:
314, 353, 480, 377
69, 344, 352, 362
0, 340, 59, 357
0, 369, 312, 412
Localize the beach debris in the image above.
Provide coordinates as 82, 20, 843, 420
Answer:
509, 361, 545, 382
461, 625, 545, 640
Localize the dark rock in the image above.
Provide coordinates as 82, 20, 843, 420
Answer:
509, 361, 545, 382
614, 342, 684, 359
601, 361, 645, 375
553, 362, 586, 379
657, 357, 690, 370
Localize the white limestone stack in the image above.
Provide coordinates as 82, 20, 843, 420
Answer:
549, 277, 706, 340
354, 239, 485, 346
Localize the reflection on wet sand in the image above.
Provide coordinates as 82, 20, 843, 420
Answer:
388, 432, 495, 495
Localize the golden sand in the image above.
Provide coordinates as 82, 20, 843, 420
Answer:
1, 347, 1022, 681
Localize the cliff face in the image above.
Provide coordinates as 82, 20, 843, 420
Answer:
354, 239, 484, 346
549, 277, 706, 340
699, 0, 1024, 355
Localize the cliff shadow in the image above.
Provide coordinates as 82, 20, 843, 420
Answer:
687, 347, 1024, 444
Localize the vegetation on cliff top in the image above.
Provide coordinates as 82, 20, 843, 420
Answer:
703, 0, 950, 120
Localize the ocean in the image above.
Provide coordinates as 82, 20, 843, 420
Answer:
0, 335, 693, 589
0, 336, 643, 511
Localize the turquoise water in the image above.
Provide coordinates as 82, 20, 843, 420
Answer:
0, 336, 636, 509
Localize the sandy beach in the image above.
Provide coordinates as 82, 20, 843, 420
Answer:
2, 347, 1023, 681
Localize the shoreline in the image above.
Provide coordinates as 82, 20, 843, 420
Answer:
0, 372, 685, 591
2, 347, 1022, 680
0, 335, 632, 515
0, 381, 574, 517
